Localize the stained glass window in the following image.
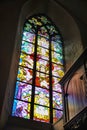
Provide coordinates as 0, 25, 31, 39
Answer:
12, 14, 64, 124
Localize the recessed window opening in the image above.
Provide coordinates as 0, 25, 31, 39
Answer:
11, 14, 64, 124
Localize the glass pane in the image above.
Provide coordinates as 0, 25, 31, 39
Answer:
46, 25, 58, 35
52, 35, 62, 43
52, 51, 63, 65
38, 26, 49, 38
34, 105, 49, 123
12, 99, 30, 119
22, 31, 35, 43
36, 58, 49, 74
17, 67, 33, 84
52, 79, 62, 92
19, 53, 34, 69
28, 17, 42, 26
35, 87, 49, 106
53, 91, 63, 109
37, 46, 49, 60
14, 81, 32, 102
38, 16, 51, 24
21, 41, 34, 54
37, 35, 49, 49
53, 109, 63, 123
51, 41, 62, 54
24, 22, 35, 33
35, 71, 49, 89
52, 63, 64, 77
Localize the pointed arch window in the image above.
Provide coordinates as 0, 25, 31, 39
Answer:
12, 14, 64, 123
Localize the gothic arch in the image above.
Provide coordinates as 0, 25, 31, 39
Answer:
0, 0, 83, 127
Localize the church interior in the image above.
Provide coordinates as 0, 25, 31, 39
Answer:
0, 0, 87, 130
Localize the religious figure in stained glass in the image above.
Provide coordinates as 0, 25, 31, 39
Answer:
12, 14, 64, 123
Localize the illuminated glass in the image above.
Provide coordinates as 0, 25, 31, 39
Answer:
34, 105, 49, 123
38, 16, 51, 24
38, 26, 49, 38
21, 41, 34, 54
37, 46, 49, 60
17, 67, 33, 84
46, 25, 58, 35
35, 87, 49, 106
14, 81, 32, 102
23, 31, 35, 43
52, 35, 62, 43
38, 35, 49, 49
53, 91, 63, 109
12, 99, 30, 119
36, 58, 49, 74
24, 22, 35, 33
52, 51, 63, 65
52, 81, 62, 92
53, 109, 63, 123
52, 63, 64, 77
51, 41, 62, 54
12, 14, 64, 123
19, 53, 34, 69
35, 71, 49, 89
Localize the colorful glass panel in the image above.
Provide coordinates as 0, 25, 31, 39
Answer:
37, 46, 49, 60
37, 35, 49, 49
21, 41, 34, 54
52, 35, 62, 43
23, 31, 35, 43
34, 105, 49, 122
53, 91, 63, 109
38, 26, 49, 38
24, 22, 35, 33
52, 51, 63, 65
14, 81, 32, 102
52, 80, 62, 92
17, 67, 33, 84
19, 53, 34, 69
12, 99, 30, 119
28, 17, 42, 26
46, 25, 58, 35
53, 109, 63, 123
51, 41, 62, 54
35, 71, 49, 89
52, 76, 61, 84
12, 14, 64, 123
36, 58, 49, 74
38, 16, 51, 24
35, 87, 49, 106
52, 63, 64, 77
